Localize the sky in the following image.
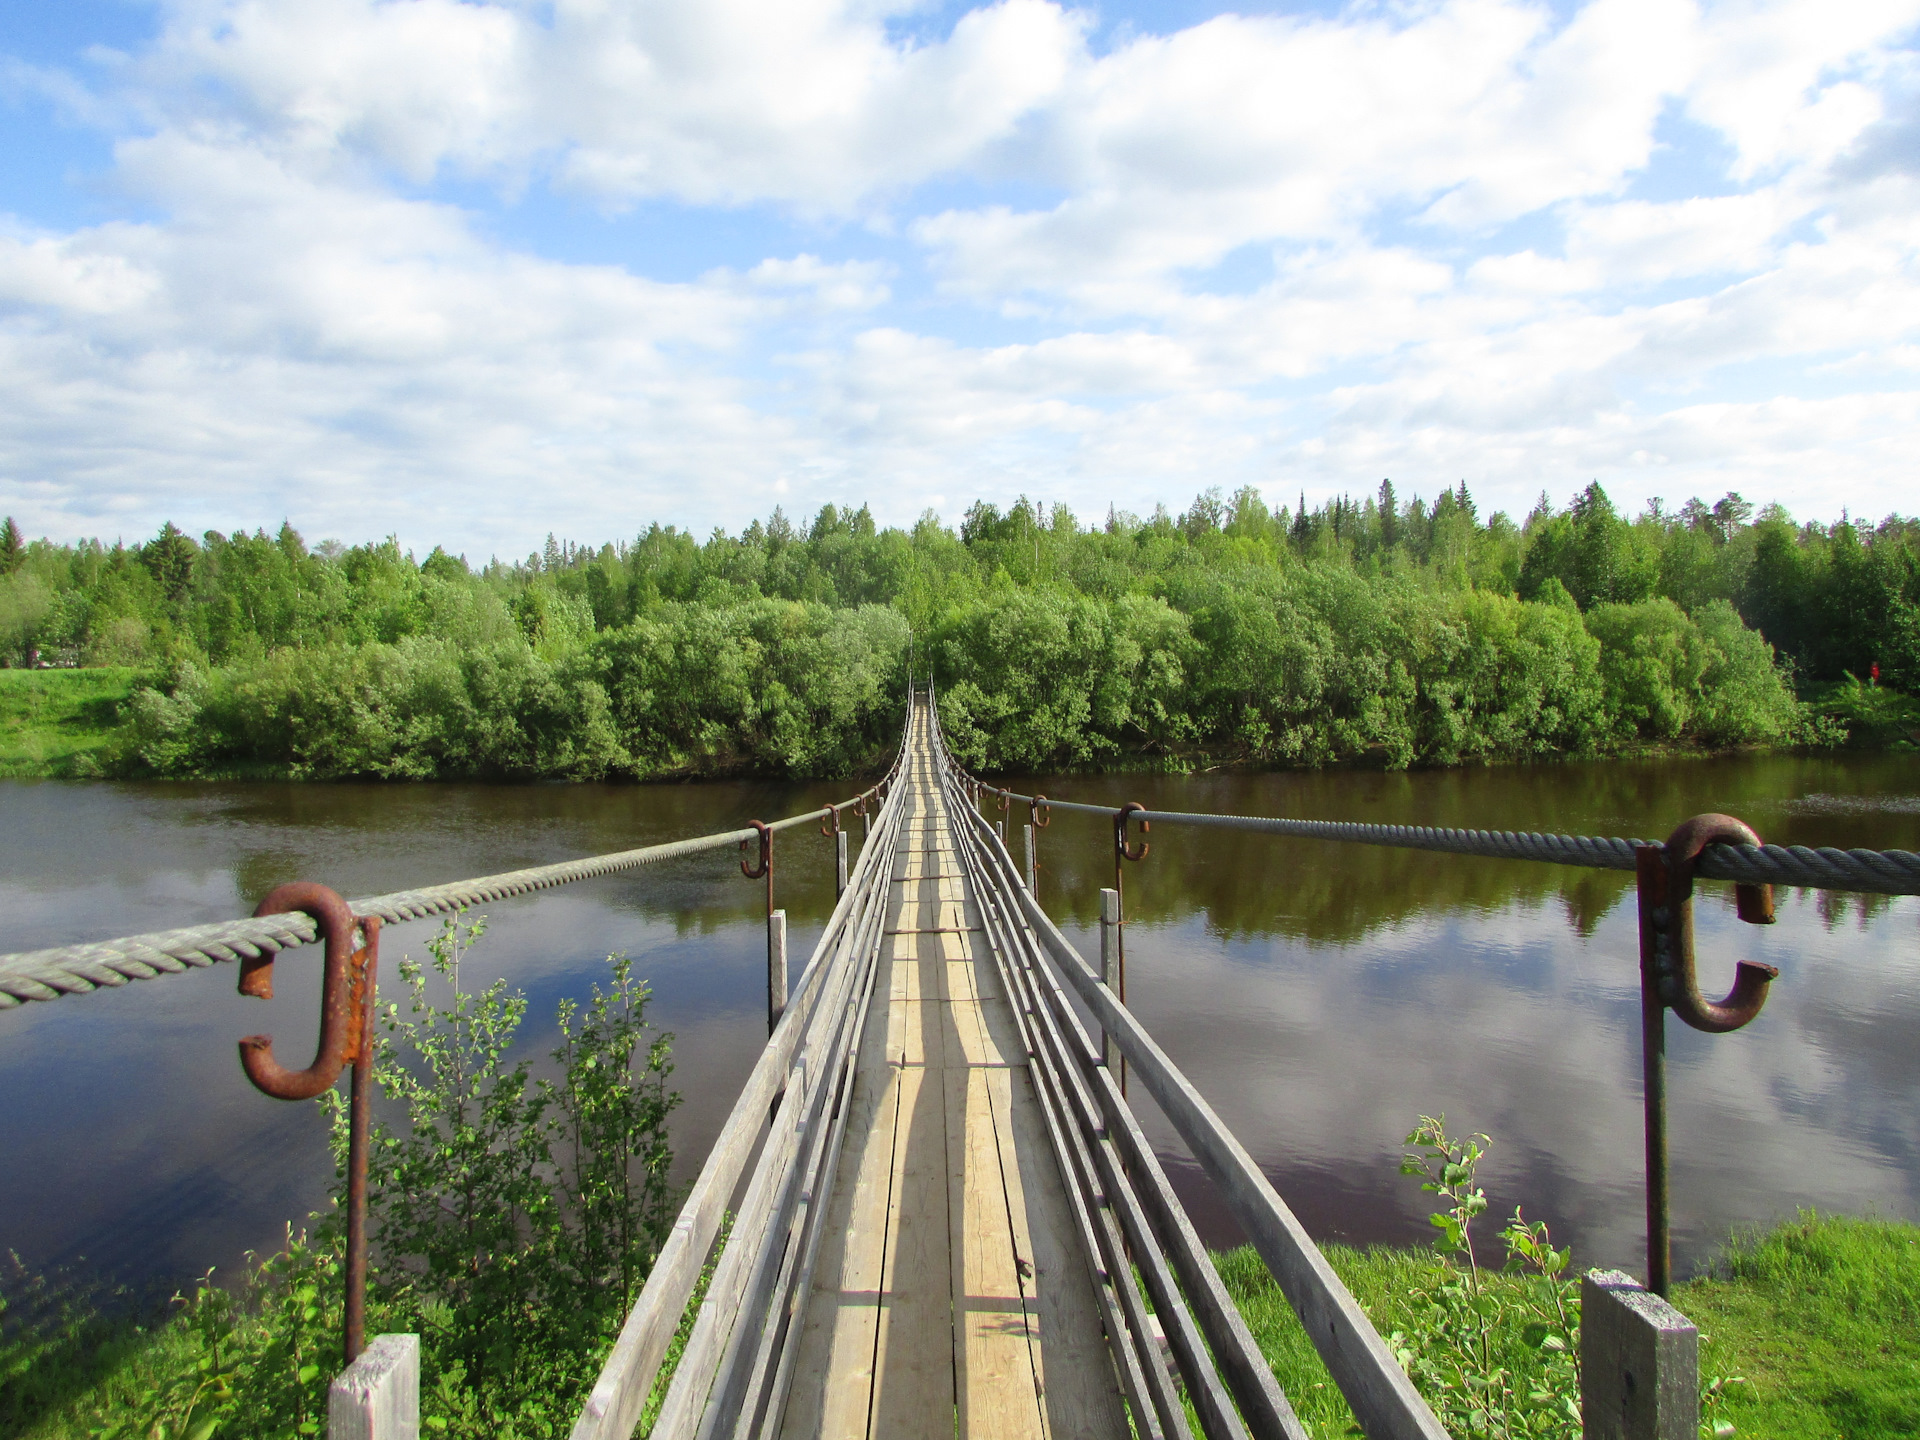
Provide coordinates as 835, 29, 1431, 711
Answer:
1, 0, 1916, 561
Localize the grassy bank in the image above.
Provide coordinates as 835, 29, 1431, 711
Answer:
10, 1213, 1912, 1438
1218, 1211, 1920, 1438
0, 669, 137, 777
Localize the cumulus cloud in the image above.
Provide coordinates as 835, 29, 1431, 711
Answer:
0, 0, 1917, 551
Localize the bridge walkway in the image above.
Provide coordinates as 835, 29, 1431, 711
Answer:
777, 703, 1125, 1439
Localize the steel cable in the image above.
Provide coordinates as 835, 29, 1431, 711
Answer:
972, 787, 1920, 897
0, 806, 842, 1010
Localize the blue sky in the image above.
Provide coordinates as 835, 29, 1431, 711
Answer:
2, 0, 1917, 559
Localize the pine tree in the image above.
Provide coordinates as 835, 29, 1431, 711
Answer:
0, 516, 21, 575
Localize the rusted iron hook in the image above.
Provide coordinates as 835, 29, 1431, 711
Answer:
741, 819, 774, 922
1637, 814, 1778, 1034
1030, 794, 1051, 829
239, 882, 373, 1100
740, 819, 772, 880
1115, 801, 1151, 865
821, 803, 842, 838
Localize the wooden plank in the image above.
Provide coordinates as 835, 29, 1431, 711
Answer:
948, 1064, 1046, 1440
777, 1015, 897, 1440
868, 1063, 956, 1439
329, 1333, 419, 1440
1581, 1270, 1699, 1440
998, 1066, 1128, 1440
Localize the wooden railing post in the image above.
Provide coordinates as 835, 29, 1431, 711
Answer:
835, 831, 849, 899
1023, 823, 1036, 892
1581, 1269, 1698, 1440
329, 1333, 419, 1440
1099, 887, 1121, 1073
768, 909, 788, 1034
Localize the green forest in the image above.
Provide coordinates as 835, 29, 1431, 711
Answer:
0, 481, 1915, 780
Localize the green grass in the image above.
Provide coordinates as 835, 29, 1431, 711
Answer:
0, 669, 138, 778
1679, 1213, 1920, 1439
1214, 1212, 1920, 1439
11, 1213, 1916, 1438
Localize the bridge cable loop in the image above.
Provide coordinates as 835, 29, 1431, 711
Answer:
1115, 800, 1151, 867
1646, 813, 1779, 1034
237, 881, 363, 1100
740, 819, 774, 922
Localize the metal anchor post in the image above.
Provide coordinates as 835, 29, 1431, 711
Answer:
1635, 814, 1778, 1297
238, 882, 381, 1365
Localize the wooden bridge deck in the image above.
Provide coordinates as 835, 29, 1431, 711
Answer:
572, 688, 1445, 1440
778, 707, 1127, 1440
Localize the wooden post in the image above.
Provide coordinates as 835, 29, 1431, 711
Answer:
1100, 888, 1121, 1074
1023, 822, 1036, 892
997, 816, 1006, 846
329, 1333, 419, 1440
1581, 1269, 1698, 1440
768, 909, 788, 1035
834, 831, 849, 899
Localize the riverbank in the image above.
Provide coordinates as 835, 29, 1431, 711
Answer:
1222, 1211, 1920, 1439
0, 665, 1911, 782
0, 669, 136, 778
7, 1213, 1912, 1438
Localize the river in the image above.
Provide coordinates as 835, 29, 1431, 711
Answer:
2, 752, 1915, 1298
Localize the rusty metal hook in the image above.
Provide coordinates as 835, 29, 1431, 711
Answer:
1030, 794, 1051, 829
996, 789, 1010, 815
821, 803, 842, 838
1115, 801, 1151, 864
740, 820, 771, 881
239, 882, 365, 1101
1640, 814, 1778, 1034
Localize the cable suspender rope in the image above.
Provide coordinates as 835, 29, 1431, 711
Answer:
0, 800, 888, 1010
960, 790, 1920, 897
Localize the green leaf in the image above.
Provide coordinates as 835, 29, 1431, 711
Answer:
296, 1363, 320, 1383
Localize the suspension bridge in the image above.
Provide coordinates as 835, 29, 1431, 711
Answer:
5, 685, 1918, 1439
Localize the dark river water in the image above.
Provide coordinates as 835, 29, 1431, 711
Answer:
2, 753, 1916, 1298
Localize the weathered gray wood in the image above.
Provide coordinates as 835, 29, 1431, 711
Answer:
1098, 889, 1120, 1074
1023, 823, 1036, 892
835, 831, 849, 899
1018, 883, 1449, 1440
769, 910, 788, 1034
570, 783, 904, 1440
1581, 1269, 1699, 1440
329, 1333, 419, 1440
957, 798, 1307, 1440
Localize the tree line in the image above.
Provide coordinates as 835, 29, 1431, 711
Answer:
0, 481, 1912, 779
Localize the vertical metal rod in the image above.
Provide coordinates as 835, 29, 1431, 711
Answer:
1023, 822, 1036, 893
835, 831, 849, 899
1099, 888, 1121, 1077
768, 909, 788, 1035
996, 817, 1006, 846
345, 916, 380, 1365
1635, 845, 1671, 1298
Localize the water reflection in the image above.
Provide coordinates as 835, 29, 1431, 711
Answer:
1010, 752, 1920, 1276
1, 751, 1914, 1297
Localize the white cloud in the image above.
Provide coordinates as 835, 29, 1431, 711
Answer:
1, 0, 1918, 551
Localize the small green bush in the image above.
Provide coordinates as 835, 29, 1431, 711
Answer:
6, 918, 679, 1440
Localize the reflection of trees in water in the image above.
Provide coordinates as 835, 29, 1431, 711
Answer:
999, 752, 1919, 948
